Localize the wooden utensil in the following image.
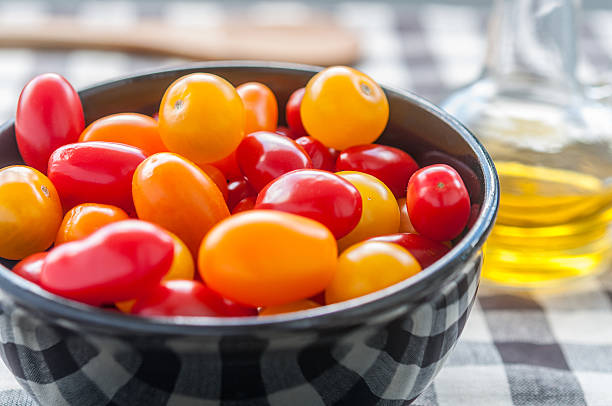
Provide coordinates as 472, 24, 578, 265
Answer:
0, 16, 360, 66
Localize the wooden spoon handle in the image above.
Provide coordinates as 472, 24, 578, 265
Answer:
0, 17, 360, 66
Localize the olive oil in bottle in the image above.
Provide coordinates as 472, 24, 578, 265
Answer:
442, 0, 612, 286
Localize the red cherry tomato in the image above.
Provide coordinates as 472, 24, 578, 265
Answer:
13, 252, 48, 285
232, 196, 256, 214
367, 233, 450, 268
131, 280, 256, 317
420, 150, 480, 202
227, 178, 256, 211
328, 147, 340, 162
40, 220, 174, 305
210, 151, 243, 181
286, 87, 308, 138
15, 73, 84, 173
48, 142, 146, 214
295, 136, 336, 171
256, 169, 362, 239
336, 144, 419, 198
275, 126, 299, 140
236, 131, 312, 191
406, 164, 470, 241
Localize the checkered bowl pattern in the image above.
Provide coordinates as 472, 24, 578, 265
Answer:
0, 253, 481, 405
0, 63, 498, 405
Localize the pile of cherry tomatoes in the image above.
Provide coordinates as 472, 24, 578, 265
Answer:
0, 66, 471, 317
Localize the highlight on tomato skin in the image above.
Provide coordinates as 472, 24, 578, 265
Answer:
13, 252, 48, 285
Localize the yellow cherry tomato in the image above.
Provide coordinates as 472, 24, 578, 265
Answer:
259, 299, 321, 316
116, 231, 195, 313
0, 166, 63, 260
325, 241, 421, 304
164, 232, 195, 281
336, 171, 400, 251
55, 203, 129, 245
158, 73, 245, 164
301, 66, 389, 150
132, 152, 230, 256
397, 197, 417, 234
199, 210, 337, 307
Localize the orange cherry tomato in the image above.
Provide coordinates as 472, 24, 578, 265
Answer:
336, 171, 400, 251
158, 73, 245, 164
116, 231, 194, 313
259, 299, 320, 316
55, 203, 129, 245
325, 241, 421, 304
132, 152, 230, 256
78, 113, 167, 156
197, 164, 229, 202
199, 210, 337, 307
397, 197, 417, 234
0, 166, 63, 260
301, 66, 389, 150
237, 82, 278, 135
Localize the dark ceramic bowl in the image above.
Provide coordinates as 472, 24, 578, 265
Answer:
0, 62, 498, 405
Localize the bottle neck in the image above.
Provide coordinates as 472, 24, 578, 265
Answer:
484, 0, 579, 88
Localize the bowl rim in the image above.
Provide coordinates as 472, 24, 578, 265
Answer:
0, 61, 499, 336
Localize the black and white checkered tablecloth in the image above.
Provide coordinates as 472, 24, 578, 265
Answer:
0, 1, 611, 405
